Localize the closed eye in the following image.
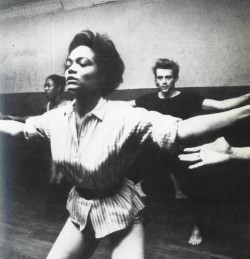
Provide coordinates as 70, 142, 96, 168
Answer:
78, 58, 92, 67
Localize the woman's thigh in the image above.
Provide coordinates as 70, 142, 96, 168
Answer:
47, 218, 99, 259
110, 216, 144, 259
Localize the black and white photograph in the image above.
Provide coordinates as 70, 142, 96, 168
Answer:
0, 0, 250, 258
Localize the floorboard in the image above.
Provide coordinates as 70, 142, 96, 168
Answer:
1, 177, 250, 258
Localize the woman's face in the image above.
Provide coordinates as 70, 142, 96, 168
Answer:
65, 45, 101, 95
44, 78, 59, 101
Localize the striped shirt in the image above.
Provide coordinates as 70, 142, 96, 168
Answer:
24, 98, 180, 238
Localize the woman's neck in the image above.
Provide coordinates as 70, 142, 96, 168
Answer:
75, 92, 101, 118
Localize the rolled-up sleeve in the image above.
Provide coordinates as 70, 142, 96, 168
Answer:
125, 106, 181, 154
149, 111, 180, 152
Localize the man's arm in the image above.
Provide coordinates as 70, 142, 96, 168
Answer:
177, 104, 250, 144
231, 147, 250, 161
202, 93, 250, 111
178, 137, 250, 169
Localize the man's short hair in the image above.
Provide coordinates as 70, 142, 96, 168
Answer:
152, 59, 180, 80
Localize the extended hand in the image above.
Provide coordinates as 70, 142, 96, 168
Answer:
178, 137, 232, 169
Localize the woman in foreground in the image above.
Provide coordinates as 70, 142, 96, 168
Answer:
1, 30, 250, 259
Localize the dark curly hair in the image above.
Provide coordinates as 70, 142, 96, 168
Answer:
46, 74, 66, 95
67, 30, 125, 96
152, 59, 180, 80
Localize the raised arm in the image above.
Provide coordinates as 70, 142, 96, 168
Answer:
178, 137, 250, 169
177, 104, 250, 144
202, 92, 250, 111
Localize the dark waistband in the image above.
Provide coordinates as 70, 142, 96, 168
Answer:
76, 182, 122, 200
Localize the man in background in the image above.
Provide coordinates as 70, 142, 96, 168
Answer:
130, 58, 250, 245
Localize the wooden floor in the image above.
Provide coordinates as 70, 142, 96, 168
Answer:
1, 159, 250, 259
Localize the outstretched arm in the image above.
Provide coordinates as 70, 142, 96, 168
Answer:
202, 92, 250, 111
0, 112, 29, 123
178, 137, 250, 169
177, 105, 250, 144
0, 120, 24, 137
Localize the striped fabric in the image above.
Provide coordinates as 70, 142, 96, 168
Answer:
24, 98, 180, 238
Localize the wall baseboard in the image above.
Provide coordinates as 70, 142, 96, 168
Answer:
1, 86, 250, 116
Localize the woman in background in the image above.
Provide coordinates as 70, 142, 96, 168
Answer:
43, 74, 69, 112
0, 74, 71, 217
0, 74, 68, 120
43, 74, 71, 217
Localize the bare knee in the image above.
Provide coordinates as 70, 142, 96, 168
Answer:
47, 218, 99, 259
110, 217, 144, 259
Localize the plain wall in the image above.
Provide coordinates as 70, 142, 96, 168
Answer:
0, 0, 250, 94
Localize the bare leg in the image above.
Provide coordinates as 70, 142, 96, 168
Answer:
110, 216, 144, 259
47, 218, 100, 259
170, 172, 188, 199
